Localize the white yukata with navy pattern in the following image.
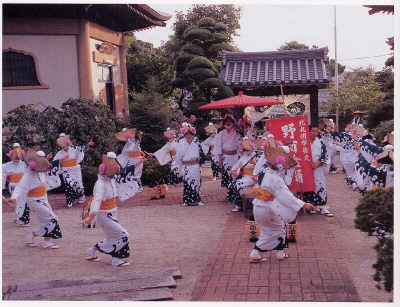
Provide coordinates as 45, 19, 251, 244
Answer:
176, 137, 206, 205
11, 169, 62, 239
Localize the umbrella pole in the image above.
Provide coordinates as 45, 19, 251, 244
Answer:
280, 84, 289, 117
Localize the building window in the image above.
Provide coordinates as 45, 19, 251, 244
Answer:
2, 49, 48, 89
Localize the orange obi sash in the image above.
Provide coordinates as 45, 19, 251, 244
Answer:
222, 149, 237, 155
128, 151, 144, 158
87, 197, 117, 211
242, 167, 254, 176
61, 158, 78, 167
27, 185, 47, 198
6, 173, 24, 183
249, 186, 275, 202
169, 149, 176, 156
371, 185, 389, 191
371, 161, 382, 167
210, 145, 214, 150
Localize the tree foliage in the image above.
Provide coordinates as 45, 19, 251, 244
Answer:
125, 37, 175, 97
163, 4, 242, 60
2, 98, 124, 168
128, 76, 174, 154
323, 67, 385, 127
355, 187, 393, 292
172, 16, 235, 107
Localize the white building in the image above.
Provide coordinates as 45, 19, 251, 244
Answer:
2, 4, 171, 116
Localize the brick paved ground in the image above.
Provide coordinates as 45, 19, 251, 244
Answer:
2, 162, 389, 302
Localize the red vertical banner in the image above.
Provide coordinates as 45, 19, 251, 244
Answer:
266, 115, 316, 192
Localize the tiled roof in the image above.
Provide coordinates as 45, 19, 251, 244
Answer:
220, 47, 331, 87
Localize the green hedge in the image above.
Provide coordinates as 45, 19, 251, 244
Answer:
354, 187, 393, 292
141, 156, 170, 185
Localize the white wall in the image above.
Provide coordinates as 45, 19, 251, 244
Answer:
2, 35, 80, 115
89, 37, 121, 103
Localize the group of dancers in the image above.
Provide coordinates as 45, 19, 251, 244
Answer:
3, 111, 394, 265
320, 117, 394, 196
4, 131, 146, 266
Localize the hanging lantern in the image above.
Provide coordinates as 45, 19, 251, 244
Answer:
286, 222, 301, 242
244, 216, 260, 242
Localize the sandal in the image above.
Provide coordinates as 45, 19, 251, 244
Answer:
25, 242, 36, 247
86, 256, 101, 262
249, 257, 267, 263
277, 253, 289, 261
42, 243, 59, 249
114, 260, 130, 267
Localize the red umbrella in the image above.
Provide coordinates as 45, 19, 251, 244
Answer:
198, 91, 283, 109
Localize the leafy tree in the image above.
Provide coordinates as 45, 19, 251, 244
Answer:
323, 67, 385, 129
172, 17, 234, 108
371, 120, 394, 145
162, 4, 242, 60
277, 40, 310, 50
125, 37, 175, 97
128, 76, 174, 153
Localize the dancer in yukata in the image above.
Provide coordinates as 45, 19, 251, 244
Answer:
83, 152, 146, 267
248, 146, 315, 262
214, 114, 241, 188
201, 123, 221, 181
176, 124, 206, 206
53, 133, 94, 207
239, 116, 257, 140
303, 125, 333, 217
6, 148, 62, 249
2, 143, 30, 226
115, 128, 145, 192
227, 138, 261, 212
153, 128, 183, 186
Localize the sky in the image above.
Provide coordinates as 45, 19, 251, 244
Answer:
135, 3, 395, 72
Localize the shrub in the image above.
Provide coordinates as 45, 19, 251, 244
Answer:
183, 28, 213, 41
182, 43, 205, 56
366, 100, 394, 130
81, 164, 99, 196
354, 187, 393, 292
58, 98, 120, 166
185, 68, 217, 83
141, 156, 170, 185
371, 120, 394, 146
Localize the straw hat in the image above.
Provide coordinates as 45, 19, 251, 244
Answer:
353, 110, 363, 115
350, 124, 366, 136
264, 146, 297, 170
252, 139, 267, 150
180, 125, 196, 135
114, 128, 136, 142
163, 128, 176, 139
9, 143, 24, 160
241, 139, 256, 151
56, 135, 71, 148
24, 148, 51, 172
204, 123, 218, 134
99, 152, 120, 177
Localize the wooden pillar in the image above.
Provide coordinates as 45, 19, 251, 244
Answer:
119, 35, 129, 116
309, 85, 319, 126
76, 19, 93, 100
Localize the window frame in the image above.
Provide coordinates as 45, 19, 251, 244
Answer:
2, 48, 49, 90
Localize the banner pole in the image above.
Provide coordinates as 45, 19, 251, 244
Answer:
280, 84, 289, 117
